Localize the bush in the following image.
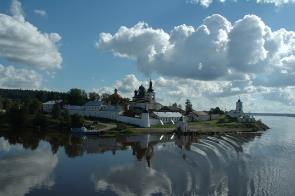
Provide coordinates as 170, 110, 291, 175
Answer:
7, 107, 29, 128
71, 114, 85, 128
33, 113, 49, 128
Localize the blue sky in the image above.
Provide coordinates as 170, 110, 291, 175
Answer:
1, 0, 295, 112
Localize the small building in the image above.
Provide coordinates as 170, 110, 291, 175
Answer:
188, 111, 210, 121
42, 100, 63, 113
84, 100, 102, 111
238, 114, 255, 123
152, 112, 182, 124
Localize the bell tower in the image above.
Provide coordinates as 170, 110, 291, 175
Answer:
236, 99, 243, 112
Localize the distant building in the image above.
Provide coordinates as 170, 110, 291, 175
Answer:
228, 99, 244, 118
42, 100, 63, 113
129, 80, 162, 111
238, 114, 255, 123
176, 116, 188, 133
59, 82, 187, 128
84, 100, 102, 111
188, 111, 210, 121
188, 111, 220, 121
152, 111, 183, 124
227, 99, 256, 123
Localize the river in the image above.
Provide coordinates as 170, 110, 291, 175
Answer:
0, 116, 295, 196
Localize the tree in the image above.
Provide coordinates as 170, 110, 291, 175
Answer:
33, 113, 49, 128
28, 99, 42, 114
185, 99, 193, 115
210, 107, 224, 115
3, 98, 13, 110
101, 93, 110, 103
88, 92, 100, 101
51, 104, 61, 119
61, 110, 71, 128
7, 106, 29, 128
71, 114, 85, 128
0, 96, 3, 109
172, 103, 178, 108
178, 104, 182, 109
68, 88, 87, 105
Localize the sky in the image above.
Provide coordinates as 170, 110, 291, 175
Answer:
1, 0, 295, 113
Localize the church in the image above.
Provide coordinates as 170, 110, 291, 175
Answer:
228, 99, 244, 118
129, 80, 163, 111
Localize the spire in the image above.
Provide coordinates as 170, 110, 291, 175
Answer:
148, 78, 153, 92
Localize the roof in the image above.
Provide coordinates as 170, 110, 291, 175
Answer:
191, 111, 208, 116
159, 106, 185, 113
43, 100, 62, 105
153, 112, 182, 118
85, 100, 102, 106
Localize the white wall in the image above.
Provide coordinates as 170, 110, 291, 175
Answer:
67, 108, 161, 128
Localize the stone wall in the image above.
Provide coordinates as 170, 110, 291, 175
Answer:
67, 108, 161, 128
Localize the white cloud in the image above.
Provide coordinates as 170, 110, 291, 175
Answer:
257, 0, 295, 6
10, 0, 24, 22
97, 14, 295, 87
34, 9, 47, 17
187, 0, 214, 8
263, 87, 295, 105
0, 64, 42, 89
0, 0, 62, 70
0, 149, 58, 196
96, 74, 295, 112
187, 0, 295, 7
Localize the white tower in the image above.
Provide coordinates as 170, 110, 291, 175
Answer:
176, 116, 188, 133
141, 112, 150, 128
236, 99, 243, 113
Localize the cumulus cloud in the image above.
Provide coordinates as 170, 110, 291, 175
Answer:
34, 9, 47, 17
96, 14, 295, 111
96, 73, 295, 113
0, 64, 42, 89
187, 0, 295, 7
97, 14, 295, 87
95, 74, 248, 105
0, 0, 62, 70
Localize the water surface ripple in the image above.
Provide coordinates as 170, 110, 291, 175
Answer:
0, 116, 295, 196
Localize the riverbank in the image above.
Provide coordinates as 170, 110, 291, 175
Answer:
124, 117, 269, 135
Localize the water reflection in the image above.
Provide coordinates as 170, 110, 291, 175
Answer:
90, 133, 261, 196
0, 145, 57, 196
1, 117, 294, 196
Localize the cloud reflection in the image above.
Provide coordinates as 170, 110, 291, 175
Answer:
92, 134, 259, 195
0, 148, 58, 196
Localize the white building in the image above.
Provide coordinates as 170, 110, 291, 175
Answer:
176, 116, 188, 133
60, 83, 186, 128
227, 99, 256, 123
84, 100, 102, 111
152, 112, 183, 124
228, 99, 244, 118
42, 100, 63, 113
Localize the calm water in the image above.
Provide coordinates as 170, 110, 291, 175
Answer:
1, 116, 295, 196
